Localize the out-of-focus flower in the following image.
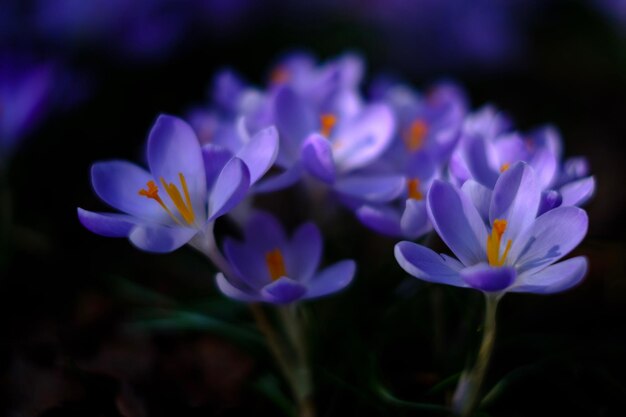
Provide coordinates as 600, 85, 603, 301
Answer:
395, 162, 588, 294
216, 212, 356, 304
78, 115, 277, 252
450, 106, 595, 215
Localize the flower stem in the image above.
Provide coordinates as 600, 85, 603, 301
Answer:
452, 293, 499, 417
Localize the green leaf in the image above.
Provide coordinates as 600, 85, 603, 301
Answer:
253, 373, 295, 417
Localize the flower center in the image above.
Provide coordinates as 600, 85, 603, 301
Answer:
138, 172, 196, 226
407, 178, 423, 200
486, 219, 512, 267
499, 163, 510, 173
320, 113, 337, 137
403, 119, 428, 152
265, 248, 287, 281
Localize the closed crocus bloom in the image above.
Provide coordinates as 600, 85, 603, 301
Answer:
78, 115, 277, 253
395, 162, 588, 295
216, 212, 356, 304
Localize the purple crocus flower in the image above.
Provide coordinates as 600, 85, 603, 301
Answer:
395, 162, 588, 295
216, 212, 356, 304
78, 114, 277, 253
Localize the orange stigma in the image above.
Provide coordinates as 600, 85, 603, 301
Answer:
486, 219, 512, 267
407, 178, 424, 200
265, 248, 287, 281
138, 173, 196, 226
499, 163, 510, 173
320, 113, 337, 137
270, 66, 290, 84
404, 120, 428, 152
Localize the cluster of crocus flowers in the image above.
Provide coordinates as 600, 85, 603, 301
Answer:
79, 52, 594, 417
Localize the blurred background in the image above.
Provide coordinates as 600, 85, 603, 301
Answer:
1, 0, 626, 416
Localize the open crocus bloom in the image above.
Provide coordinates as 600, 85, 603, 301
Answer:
78, 115, 277, 253
395, 162, 588, 294
216, 212, 356, 304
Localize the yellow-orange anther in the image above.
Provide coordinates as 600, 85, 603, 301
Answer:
486, 219, 512, 267
499, 163, 510, 173
139, 173, 196, 226
320, 113, 337, 137
407, 178, 424, 201
265, 248, 287, 281
270, 66, 290, 84
404, 120, 428, 152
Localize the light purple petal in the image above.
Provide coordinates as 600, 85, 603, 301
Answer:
334, 174, 405, 203
560, 177, 595, 207
511, 256, 588, 294
287, 223, 322, 282
394, 241, 465, 287
77, 208, 136, 238
529, 146, 558, 190
332, 104, 395, 172
261, 277, 307, 304
128, 224, 197, 253
208, 157, 251, 220
305, 260, 356, 299
427, 180, 489, 266
489, 162, 541, 242
461, 179, 492, 222
301, 133, 336, 184
91, 160, 164, 222
236, 126, 279, 184
464, 136, 499, 188
274, 86, 316, 158
202, 144, 233, 189
356, 204, 403, 237
147, 115, 207, 217
215, 273, 258, 302
538, 190, 563, 216
509, 206, 588, 275
253, 163, 303, 193
400, 199, 430, 239
460, 263, 516, 292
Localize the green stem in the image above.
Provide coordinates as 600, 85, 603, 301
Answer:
453, 293, 499, 417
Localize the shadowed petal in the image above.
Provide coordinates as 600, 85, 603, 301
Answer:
490, 162, 540, 241
261, 277, 307, 304
461, 179, 492, 222
509, 206, 588, 275
538, 190, 562, 215
464, 136, 499, 188
91, 160, 164, 222
253, 163, 303, 193
301, 133, 336, 184
560, 177, 595, 207
305, 260, 356, 299
511, 256, 588, 294
400, 199, 430, 239
223, 238, 269, 287
427, 180, 488, 265
334, 174, 405, 203
215, 273, 258, 302
244, 211, 289, 251
357, 204, 403, 237
208, 157, 251, 220
77, 208, 136, 238
202, 144, 233, 189
129, 224, 197, 253
147, 115, 206, 216
274, 86, 316, 158
394, 241, 465, 287
237, 126, 279, 184
288, 223, 322, 282
460, 263, 516, 292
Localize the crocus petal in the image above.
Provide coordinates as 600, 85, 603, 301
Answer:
287, 223, 322, 282
529, 146, 558, 190
356, 204, 403, 237
253, 163, 303, 193
511, 256, 588, 294
560, 177, 595, 207
490, 162, 540, 241
202, 144, 233, 189
427, 180, 489, 265
464, 136, 499, 188
208, 157, 251, 220
305, 260, 356, 299
129, 224, 197, 253
91, 160, 164, 222
460, 263, 516, 292
406, 151, 437, 181
461, 179, 492, 222
537, 190, 562, 216
77, 208, 136, 238
215, 273, 258, 302
334, 174, 405, 203
301, 133, 336, 184
400, 199, 430, 239
509, 206, 588, 275
223, 238, 269, 287
274, 86, 316, 158
147, 115, 207, 216
261, 277, 307, 304
332, 104, 395, 172
244, 211, 289, 251
394, 241, 465, 287
236, 126, 279, 184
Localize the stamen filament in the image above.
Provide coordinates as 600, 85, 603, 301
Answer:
486, 219, 512, 267
407, 178, 424, 200
404, 120, 428, 152
138, 180, 182, 226
320, 113, 337, 137
160, 175, 196, 226
265, 248, 287, 281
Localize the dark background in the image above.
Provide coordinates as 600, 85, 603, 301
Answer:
1, 1, 626, 416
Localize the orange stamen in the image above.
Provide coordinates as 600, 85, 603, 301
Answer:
265, 248, 287, 281
138, 180, 182, 225
407, 178, 424, 201
486, 219, 512, 267
139, 173, 196, 226
499, 163, 510, 173
320, 113, 337, 137
404, 120, 428, 152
